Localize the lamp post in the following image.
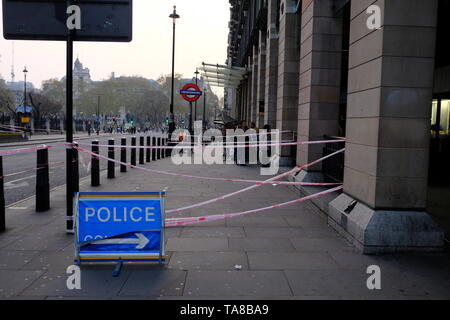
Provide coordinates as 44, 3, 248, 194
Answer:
23, 67, 28, 108
194, 68, 199, 122
22, 67, 28, 125
203, 87, 207, 131
168, 5, 180, 138
97, 95, 101, 135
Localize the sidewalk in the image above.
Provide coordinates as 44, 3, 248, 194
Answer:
0, 154, 449, 300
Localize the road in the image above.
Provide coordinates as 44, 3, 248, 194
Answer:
1, 133, 156, 206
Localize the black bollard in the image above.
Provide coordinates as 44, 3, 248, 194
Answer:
161, 137, 165, 159
36, 147, 50, 212
73, 142, 79, 193
152, 136, 156, 161
91, 140, 100, 186
107, 139, 115, 179
131, 136, 137, 166
256, 133, 260, 165
234, 136, 238, 164
245, 135, 250, 165
139, 136, 145, 164
223, 135, 227, 162
146, 136, 151, 162
165, 138, 170, 158
157, 137, 161, 160
120, 137, 127, 173
0, 156, 5, 232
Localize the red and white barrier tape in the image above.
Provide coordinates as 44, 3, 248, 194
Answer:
76, 140, 298, 151
165, 185, 343, 227
75, 146, 344, 214
0, 161, 65, 179
0, 124, 63, 133
165, 148, 344, 214
0, 145, 53, 157
75, 146, 344, 189
75, 138, 345, 150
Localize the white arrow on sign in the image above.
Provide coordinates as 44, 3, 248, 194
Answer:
91, 233, 150, 249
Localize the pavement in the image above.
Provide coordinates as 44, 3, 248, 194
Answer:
0, 149, 450, 300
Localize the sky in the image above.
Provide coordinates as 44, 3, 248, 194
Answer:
0, 0, 230, 97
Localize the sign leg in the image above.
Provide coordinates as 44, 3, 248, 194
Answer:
112, 261, 123, 277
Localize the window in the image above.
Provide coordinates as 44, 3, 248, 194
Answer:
432, 99, 450, 136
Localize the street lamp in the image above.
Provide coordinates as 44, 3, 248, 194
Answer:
203, 87, 207, 131
169, 5, 180, 137
194, 68, 199, 122
21, 67, 28, 126
23, 67, 28, 106
97, 95, 101, 135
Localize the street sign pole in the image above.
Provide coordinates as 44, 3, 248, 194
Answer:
66, 0, 74, 233
3, 0, 133, 235
189, 101, 193, 134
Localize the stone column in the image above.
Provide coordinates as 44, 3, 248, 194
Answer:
296, 0, 342, 175
329, 0, 443, 254
245, 55, 252, 124
250, 45, 259, 125
277, 0, 300, 162
256, 31, 267, 128
265, 0, 279, 129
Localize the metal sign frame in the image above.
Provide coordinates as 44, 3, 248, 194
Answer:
74, 192, 166, 264
2, 0, 133, 42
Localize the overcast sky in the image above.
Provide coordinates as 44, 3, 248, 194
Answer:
0, 0, 230, 97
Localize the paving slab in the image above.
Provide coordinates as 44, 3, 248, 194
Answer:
247, 252, 340, 270
284, 269, 397, 299
228, 238, 296, 252
168, 252, 249, 271
20, 266, 131, 298
244, 227, 306, 238
226, 216, 290, 227
0, 270, 44, 298
184, 270, 293, 297
166, 238, 229, 252
20, 250, 76, 271
290, 237, 355, 252
0, 250, 39, 270
179, 227, 245, 238
118, 269, 186, 297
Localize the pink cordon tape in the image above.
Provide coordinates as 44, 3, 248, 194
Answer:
0, 124, 63, 133
75, 146, 344, 214
75, 146, 344, 189
76, 138, 345, 150
0, 161, 65, 179
165, 185, 344, 227
0, 144, 53, 157
165, 148, 345, 214
77, 140, 298, 150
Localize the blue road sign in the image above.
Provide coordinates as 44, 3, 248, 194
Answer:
74, 192, 165, 263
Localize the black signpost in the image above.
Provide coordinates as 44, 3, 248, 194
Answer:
2, 0, 132, 233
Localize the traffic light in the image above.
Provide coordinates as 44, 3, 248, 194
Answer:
165, 117, 169, 124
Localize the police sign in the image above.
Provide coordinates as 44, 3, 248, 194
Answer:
74, 192, 165, 264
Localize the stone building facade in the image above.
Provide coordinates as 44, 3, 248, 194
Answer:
226, 0, 450, 253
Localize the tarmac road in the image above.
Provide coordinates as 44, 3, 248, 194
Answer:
1, 133, 152, 206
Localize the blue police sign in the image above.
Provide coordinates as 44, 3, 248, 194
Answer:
74, 192, 165, 264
